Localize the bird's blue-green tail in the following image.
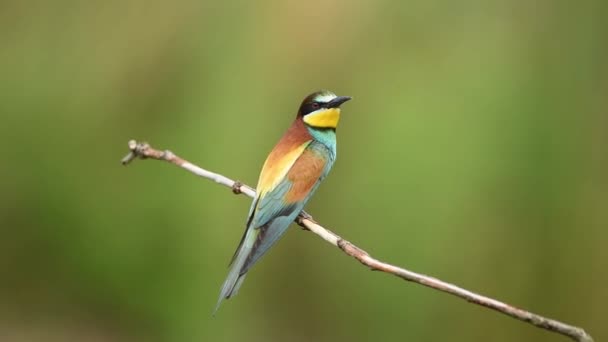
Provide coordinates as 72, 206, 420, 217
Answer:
214, 214, 298, 314
213, 227, 257, 315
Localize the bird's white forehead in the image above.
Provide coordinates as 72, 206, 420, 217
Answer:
313, 91, 337, 103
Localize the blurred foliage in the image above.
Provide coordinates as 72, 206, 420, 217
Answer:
0, 0, 606, 341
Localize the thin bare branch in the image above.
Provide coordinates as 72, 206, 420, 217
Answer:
121, 139, 593, 342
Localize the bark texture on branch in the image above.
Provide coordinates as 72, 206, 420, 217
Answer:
121, 139, 593, 342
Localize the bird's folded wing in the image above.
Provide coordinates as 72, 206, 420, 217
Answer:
241, 148, 328, 273
230, 140, 311, 266
252, 146, 328, 228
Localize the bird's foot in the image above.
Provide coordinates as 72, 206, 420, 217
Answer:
297, 211, 316, 230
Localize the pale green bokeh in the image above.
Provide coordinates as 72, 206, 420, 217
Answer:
0, 1, 606, 341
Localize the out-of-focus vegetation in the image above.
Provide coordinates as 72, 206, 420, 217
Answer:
0, 1, 606, 341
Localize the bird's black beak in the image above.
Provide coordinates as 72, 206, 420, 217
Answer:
327, 96, 352, 108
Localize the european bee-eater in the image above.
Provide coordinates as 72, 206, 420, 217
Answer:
215, 90, 351, 313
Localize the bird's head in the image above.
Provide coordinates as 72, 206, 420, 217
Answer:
298, 90, 351, 129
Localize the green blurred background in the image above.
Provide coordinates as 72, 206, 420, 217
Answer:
0, 0, 606, 341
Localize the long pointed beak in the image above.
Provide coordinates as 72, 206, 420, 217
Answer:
327, 96, 352, 108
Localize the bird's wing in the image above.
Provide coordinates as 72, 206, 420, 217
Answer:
246, 140, 312, 228
253, 145, 328, 225
242, 146, 329, 273
228, 140, 311, 266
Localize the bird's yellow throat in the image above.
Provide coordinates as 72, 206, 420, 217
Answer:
303, 108, 341, 129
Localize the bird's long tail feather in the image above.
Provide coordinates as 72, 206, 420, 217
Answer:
213, 227, 257, 314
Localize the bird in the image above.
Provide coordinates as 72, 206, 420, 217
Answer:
214, 90, 351, 313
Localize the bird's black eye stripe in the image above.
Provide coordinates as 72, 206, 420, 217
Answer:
301, 101, 324, 115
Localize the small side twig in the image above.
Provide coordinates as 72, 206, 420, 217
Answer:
121, 139, 593, 342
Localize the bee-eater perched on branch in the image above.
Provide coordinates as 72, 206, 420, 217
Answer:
215, 90, 351, 313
